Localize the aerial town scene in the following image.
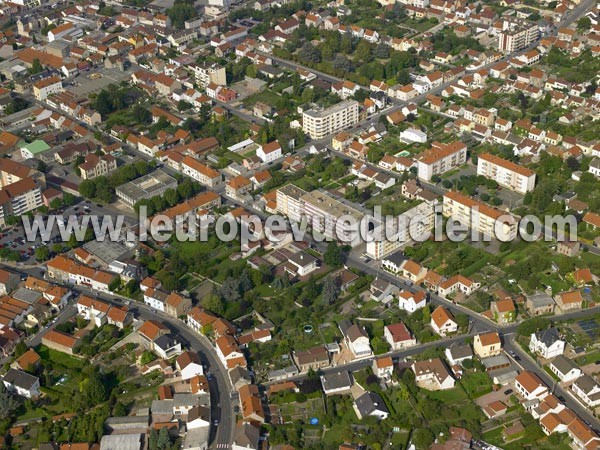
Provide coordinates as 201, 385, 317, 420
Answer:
0, 0, 598, 448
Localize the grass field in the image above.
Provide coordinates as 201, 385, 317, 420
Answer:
460, 371, 494, 399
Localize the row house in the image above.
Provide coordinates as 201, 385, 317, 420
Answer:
46, 255, 117, 293
77, 295, 132, 329
181, 156, 222, 188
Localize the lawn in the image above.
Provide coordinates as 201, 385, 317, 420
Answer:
37, 345, 84, 370
242, 89, 283, 109
575, 350, 600, 366
423, 386, 468, 403
460, 371, 493, 399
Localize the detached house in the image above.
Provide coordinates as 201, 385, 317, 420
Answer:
339, 320, 372, 359
491, 298, 516, 324
474, 332, 502, 358
398, 290, 427, 313
431, 306, 458, 336
176, 351, 204, 381
549, 355, 582, 383
529, 328, 565, 359
438, 275, 480, 298
256, 140, 282, 163
515, 371, 549, 401
571, 375, 600, 408
399, 260, 428, 284
554, 291, 583, 313
384, 322, 416, 350
412, 358, 455, 391
353, 391, 389, 420
372, 356, 394, 381
2, 368, 40, 399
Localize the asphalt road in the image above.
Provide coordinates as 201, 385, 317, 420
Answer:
6, 264, 235, 450
505, 337, 600, 433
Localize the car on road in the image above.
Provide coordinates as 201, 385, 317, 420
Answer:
508, 350, 516, 357
504, 389, 513, 395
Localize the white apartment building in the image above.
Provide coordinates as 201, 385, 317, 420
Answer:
417, 141, 467, 181
443, 191, 518, 241
477, 153, 536, 194
191, 62, 226, 89
276, 184, 308, 224
181, 156, 222, 187
366, 201, 436, 260
302, 100, 359, 139
301, 190, 364, 246
0, 178, 43, 227
33, 76, 63, 101
498, 21, 539, 53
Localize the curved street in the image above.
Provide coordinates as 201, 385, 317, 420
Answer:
3, 263, 235, 450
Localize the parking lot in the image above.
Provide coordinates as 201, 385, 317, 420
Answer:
68, 67, 134, 96
0, 200, 137, 264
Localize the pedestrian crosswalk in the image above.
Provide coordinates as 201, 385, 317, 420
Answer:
215, 444, 230, 449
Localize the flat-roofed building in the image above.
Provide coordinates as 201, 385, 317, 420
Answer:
115, 169, 178, 208
302, 100, 359, 139
366, 201, 436, 260
276, 184, 307, 224
301, 189, 364, 246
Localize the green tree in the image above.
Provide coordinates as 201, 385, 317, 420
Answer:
412, 428, 435, 449
85, 368, 107, 404
168, 1, 196, 29
355, 40, 372, 62
108, 275, 121, 292
29, 58, 43, 75
323, 241, 344, 267
35, 246, 50, 261
340, 35, 353, 54
0, 382, 19, 417
322, 275, 340, 305
79, 180, 96, 198
577, 16, 591, 32
132, 104, 151, 124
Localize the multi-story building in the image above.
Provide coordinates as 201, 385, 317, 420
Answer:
417, 141, 467, 181
33, 76, 63, 102
366, 201, 436, 260
181, 156, 221, 188
300, 190, 364, 246
302, 100, 359, 139
498, 21, 539, 53
0, 178, 43, 226
276, 184, 308, 224
191, 62, 226, 89
477, 153, 536, 194
442, 191, 518, 241
115, 169, 178, 208
79, 154, 117, 180
0, 159, 45, 189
